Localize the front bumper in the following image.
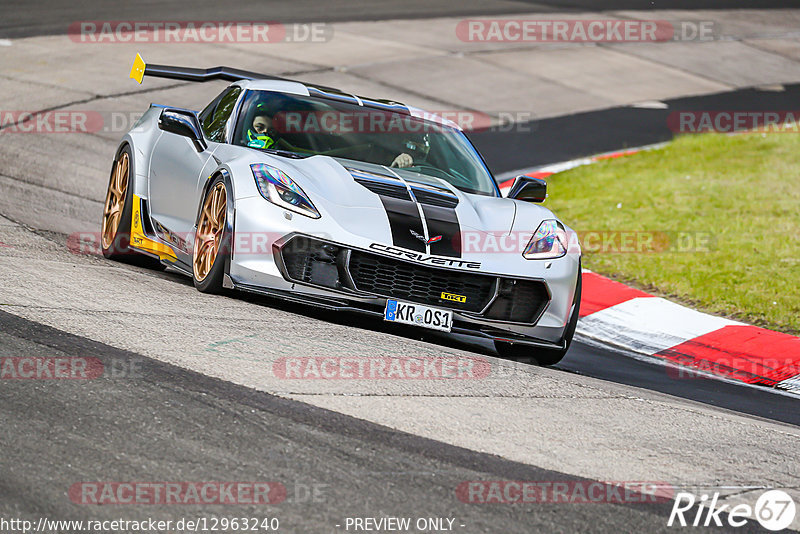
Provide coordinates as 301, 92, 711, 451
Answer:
228, 199, 580, 347
224, 275, 569, 351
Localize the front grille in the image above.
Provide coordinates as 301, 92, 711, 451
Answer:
348, 250, 494, 313
278, 235, 550, 323
484, 279, 550, 323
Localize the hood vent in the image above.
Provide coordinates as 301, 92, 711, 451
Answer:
353, 176, 411, 201
410, 186, 458, 208
349, 168, 459, 207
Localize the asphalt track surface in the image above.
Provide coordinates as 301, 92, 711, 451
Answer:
0, 311, 778, 533
2, 3, 800, 533
3, 0, 798, 39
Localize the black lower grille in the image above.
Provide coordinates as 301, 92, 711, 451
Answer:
278, 236, 550, 323
484, 278, 550, 323
348, 250, 494, 313
281, 237, 343, 290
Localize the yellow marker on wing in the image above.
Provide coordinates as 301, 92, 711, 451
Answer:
130, 53, 146, 84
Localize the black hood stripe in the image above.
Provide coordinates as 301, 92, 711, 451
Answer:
420, 204, 461, 258
348, 167, 462, 258
380, 196, 427, 253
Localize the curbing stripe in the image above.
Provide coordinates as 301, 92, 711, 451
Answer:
580, 272, 652, 318
778, 375, 800, 392
577, 276, 800, 393
578, 297, 740, 356
655, 326, 800, 387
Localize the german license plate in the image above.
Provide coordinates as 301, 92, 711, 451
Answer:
384, 300, 453, 332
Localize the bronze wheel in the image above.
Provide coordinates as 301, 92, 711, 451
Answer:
193, 181, 227, 282
100, 145, 165, 270
101, 151, 129, 250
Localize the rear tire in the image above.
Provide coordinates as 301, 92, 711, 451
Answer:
193, 176, 229, 294
495, 267, 582, 366
100, 144, 165, 270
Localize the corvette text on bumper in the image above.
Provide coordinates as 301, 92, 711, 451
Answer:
369, 243, 481, 269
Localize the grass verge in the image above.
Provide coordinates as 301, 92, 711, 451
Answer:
546, 130, 800, 334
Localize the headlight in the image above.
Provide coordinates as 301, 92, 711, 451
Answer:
522, 220, 568, 259
251, 163, 320, 219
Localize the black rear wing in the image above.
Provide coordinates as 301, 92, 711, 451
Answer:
130, 53, 287, 84
129, 53, 410, 114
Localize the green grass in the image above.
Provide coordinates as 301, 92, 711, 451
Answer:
546, 131, 800, 334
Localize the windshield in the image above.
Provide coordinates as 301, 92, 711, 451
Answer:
233, 89, 498, 196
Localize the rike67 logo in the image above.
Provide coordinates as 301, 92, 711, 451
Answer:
668, 490, 796, 531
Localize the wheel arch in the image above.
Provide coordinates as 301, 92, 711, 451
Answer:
113, 139, 140, 196
120, 106, 164, 200
196, 167, 237, 278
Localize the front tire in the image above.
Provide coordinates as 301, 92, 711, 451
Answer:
495, 268, 582, 366
193, 176, 229, 294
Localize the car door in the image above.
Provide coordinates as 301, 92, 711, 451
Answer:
148, 86, 242, 239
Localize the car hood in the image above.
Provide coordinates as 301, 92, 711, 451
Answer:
281, 155, 521, 228
236, 150, 555, 260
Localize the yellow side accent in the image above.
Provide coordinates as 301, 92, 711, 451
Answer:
130, 53, 146, 84
130, 194, 177, 262
441, 292, 467, 303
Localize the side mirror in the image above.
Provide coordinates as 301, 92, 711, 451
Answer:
508, 175, 547, 202
158, 109, 207, 152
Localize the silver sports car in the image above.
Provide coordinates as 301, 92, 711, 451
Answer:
101, 54, 582, 365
